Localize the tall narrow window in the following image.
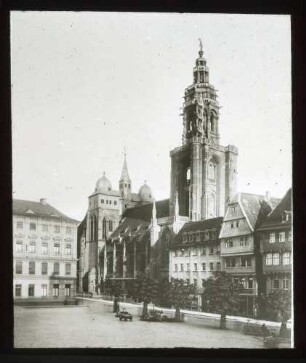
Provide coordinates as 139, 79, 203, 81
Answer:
283, 252, 290, 265
186, 167, 191, 185
17, 221, 23, 229
15, 284, 22, 297
41, 262, 48, 275
269, 233, 275, 243
272, 253, 280, 265
54, 225, 60, 233
66, 226, 72, 234
28, 284, 35, 297
29, 223, 36, 231
54, 262, 60, 275
65, 244, 71, 255
42, 243, 48, 254
15, 260, 22, 274
102, 217, 107, 239
90, 216, 94, 241
266, 253, 272, 266
29, 242, 36, 253
279, 232, 286, 242
29, 261, 35, 275
41, 284, 48, 297
53, 284, 59, 297
65, 284, 71, 297
54, 243, 60, 255
208, 161, 215, 180
109, 220, 113, 232
42, 224, 48, 232
65, 263, 71, 275
16, 241, 23, 252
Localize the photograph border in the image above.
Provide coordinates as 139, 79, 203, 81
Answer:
0, 0, 305, 361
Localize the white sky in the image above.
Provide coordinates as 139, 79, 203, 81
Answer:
11, 12, 292, 221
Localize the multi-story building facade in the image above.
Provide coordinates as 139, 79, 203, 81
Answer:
169, 41, 238, 221
169, 217, 223, 309
13, 198, 79, 300
219, 192, 279, 317
256, 188, 292, 296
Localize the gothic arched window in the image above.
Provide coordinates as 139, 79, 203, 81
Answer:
90, 216, 94, 241
186, 168, 191, 185
207, 193, 216, 218
94, 215, 98, 241
102, 217, 107, 239
109, 220, 113, 232
208, 162, 216, 180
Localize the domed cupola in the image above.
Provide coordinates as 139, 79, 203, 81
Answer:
95, 172, 112, 193
138, 181, 153, 202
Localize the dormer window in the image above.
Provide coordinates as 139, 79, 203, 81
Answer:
282, 211, 291, 222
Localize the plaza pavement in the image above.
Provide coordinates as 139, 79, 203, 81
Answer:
14, 299, 270, 349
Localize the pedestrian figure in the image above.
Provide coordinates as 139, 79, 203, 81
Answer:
261, 323, 270, 337
279, 318, 288, 338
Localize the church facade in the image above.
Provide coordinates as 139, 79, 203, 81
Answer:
77, 156, 154, 294
78, 42, 239, 295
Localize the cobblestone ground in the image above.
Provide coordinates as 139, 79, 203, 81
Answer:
14, 300, 265, 348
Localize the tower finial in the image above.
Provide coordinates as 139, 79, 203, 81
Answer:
198, 38, 204, 57
123, 146, 127, 158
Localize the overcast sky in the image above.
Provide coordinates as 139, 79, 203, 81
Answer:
11, 12, 291, 221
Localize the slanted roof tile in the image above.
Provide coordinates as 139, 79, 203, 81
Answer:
13, 199, 79, 224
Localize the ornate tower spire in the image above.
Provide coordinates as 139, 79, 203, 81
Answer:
182, 40, 220, 146
119, 149, 132, 199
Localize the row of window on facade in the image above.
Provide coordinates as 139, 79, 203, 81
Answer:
15, 261, 72, 275
101, 199, 118, 205
224, 256, 252, 268
15, 241, 72, 255
90, 217, 113, 240
224, 236, 251, 248
268, 231, 291, 243
174, 261, 221, 272
265, 252, 292, 266
182, 230, 217, 243
171, 277, 289, 291
15, 283, 72, 297
16, 221, 72, 234
173, 246, 219, 257
269, 277, 290, 290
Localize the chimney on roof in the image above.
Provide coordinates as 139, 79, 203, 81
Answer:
40, 198, 47, 205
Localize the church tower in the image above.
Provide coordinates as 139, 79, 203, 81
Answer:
170, 40, 238, 221
119, 151, 132, 199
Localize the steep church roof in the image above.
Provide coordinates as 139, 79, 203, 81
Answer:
13, 199, 79, 223
122, 199, 170, 222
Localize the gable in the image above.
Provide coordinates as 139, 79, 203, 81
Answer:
219, 202, 252, 239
